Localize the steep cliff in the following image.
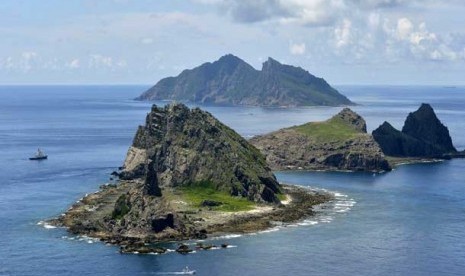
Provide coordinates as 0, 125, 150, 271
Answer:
136, 54, 353, 107
373, 104, 457, 158
121, 103, 281, 202
250, 108, 391, 172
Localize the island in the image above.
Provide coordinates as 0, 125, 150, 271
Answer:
136, 54, 354, 107
49, 103, 331, 254
250, 108, 391, 172
372, 103, 462, 163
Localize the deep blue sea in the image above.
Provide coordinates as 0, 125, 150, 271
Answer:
1, 85, 465, 276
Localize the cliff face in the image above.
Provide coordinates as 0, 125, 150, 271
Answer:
373, 104, 456, 157
250, 108, 391, 172
136, 54, 353, 107
122, 103, 281, 202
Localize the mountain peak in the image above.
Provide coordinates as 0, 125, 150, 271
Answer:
332, 108, 367, 133
124, 103, 282, 202
136, 54, 354, 107
217, 54, 244, 65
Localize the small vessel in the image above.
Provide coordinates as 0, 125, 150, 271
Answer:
29, 148, 48, 160
181, 266, 196, 275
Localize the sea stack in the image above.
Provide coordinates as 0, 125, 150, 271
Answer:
372, 103, 457, 157
250, 108, 391, 172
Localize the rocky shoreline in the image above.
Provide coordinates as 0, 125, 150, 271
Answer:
49, 183, 332, 254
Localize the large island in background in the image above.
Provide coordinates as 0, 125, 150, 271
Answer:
136, 54, 354, 107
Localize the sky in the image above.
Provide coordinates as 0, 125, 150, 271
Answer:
1, 0, 465, 85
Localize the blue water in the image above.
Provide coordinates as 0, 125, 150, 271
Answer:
1, 85, 465, 276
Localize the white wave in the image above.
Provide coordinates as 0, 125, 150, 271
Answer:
37, 221, 57, 229
210, 234, 242, 240
258, 227, 281, 234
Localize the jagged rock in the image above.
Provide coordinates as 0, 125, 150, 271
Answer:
136, 54, 353, 107
250, 108, 391, 172
122, 103, 281, 203
373, 103, 457, 157
333, 107, 367, 132
176, 244, 192, 254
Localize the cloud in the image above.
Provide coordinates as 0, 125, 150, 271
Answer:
396, 17, 414, 40
219, 0, 289, 23
289, 41, 306, 55
197, 0, 345, 27
0, 51, 40, 72
68, 59, 80, 69
335, 19, 352, 48
382, 17, 461, 61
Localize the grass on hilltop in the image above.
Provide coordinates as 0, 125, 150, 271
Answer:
292, 117, 362, 142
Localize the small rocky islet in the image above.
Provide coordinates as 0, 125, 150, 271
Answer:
372, 103, 460, 160
49, 103, 331, 254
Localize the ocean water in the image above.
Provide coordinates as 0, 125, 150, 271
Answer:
1, 85, 465, 276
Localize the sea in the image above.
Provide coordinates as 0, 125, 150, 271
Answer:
1, 85, 465, 276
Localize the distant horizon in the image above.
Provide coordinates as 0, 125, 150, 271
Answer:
1, 83, 464, 87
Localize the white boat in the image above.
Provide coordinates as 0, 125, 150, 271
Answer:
29, 148, 48, 160
181, 266, 196, 275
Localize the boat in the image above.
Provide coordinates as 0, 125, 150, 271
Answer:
29, 148, 48, 160
181, 266, 196, 275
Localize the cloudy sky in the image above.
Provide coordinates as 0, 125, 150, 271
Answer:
1, 0, 465, 85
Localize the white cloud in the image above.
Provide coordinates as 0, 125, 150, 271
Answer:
68, 59, 80, 69
89, 54, 113, 68
289, 41, 306, 55
335, 19, 352, 48
396, 17, 414, 40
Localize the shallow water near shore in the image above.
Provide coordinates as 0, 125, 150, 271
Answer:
1, 85, 465, 275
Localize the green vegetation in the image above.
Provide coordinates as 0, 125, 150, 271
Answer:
179, 181, 255, 212
112, 194, 131, 220
277, 193, 287, 202
293, 117, 362, 142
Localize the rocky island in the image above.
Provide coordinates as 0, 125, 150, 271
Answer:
373, 103, 458, 161
136, 54, 354, 107
250, 108, 391, 172
50, 103, 330, 253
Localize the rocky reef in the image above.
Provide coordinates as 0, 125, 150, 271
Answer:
372, 103, 457, 158
250, 108, 391, 172
136, 54, 354, 107
50, 103, 330, 251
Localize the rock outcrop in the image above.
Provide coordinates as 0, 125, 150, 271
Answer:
372, 103, 457, 158
136, 54, 354, 107
121, 103, 281, 202
250, 108, 391, 172
53, 103, 306, 245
